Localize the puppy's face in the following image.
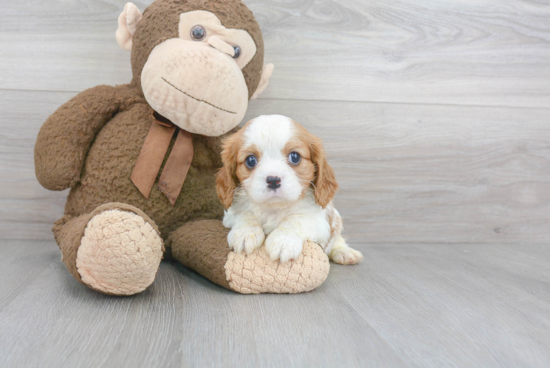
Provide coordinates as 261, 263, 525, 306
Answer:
217, 115, 338, 209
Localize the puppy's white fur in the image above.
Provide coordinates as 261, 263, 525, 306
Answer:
219, 115, 363, 264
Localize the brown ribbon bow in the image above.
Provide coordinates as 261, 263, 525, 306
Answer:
131, 112, 194, 205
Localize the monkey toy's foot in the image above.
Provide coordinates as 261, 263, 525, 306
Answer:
167, 220, 330, 294
54, 203, 163, 295
76, 209, 163, 295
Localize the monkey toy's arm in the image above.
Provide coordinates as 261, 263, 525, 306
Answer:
35, 84, 139, 190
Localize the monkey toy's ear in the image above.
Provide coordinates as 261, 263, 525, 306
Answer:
115, 2, 143, 51
250, 63, 274, 100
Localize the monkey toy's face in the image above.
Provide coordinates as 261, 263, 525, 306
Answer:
141, 11, 255, 136
116, 2, 273, 136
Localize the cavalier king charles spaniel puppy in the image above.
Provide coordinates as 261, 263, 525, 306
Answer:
216, 115, 363, 264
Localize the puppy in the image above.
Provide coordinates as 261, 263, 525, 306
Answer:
216, 115, 363, 264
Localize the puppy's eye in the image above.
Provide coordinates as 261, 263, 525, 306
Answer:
288, 152, 301, 165
245, 155, 258, 169
232, 46, 241, 58
191, 25, 206, 41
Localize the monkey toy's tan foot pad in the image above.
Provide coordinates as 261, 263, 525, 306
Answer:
75, 209, 163, 295
225, 242, 329, 294
54, 203, 164, 296
168, 220, 330, 294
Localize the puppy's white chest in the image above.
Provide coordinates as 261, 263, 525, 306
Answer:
254, 204, 332, 247
255, 208, 289, 235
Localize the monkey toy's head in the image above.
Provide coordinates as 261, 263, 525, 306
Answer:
116, 0, 273, 136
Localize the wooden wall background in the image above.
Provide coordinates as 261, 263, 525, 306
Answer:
1, 0, 549, 243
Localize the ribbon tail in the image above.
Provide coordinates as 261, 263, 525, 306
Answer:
131, 122, 176, 199
159, 129, 194, 205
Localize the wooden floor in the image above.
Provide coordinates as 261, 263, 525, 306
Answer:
0, 240, 549, 367
1, 0, 550, 367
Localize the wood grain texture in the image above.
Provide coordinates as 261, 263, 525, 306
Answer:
3, 89, 548, 242
1, 0, 550, 107
0, 240, 548, 368
251, 0, 550, 107
2, 1, 549, 367
0, 90, 71, 239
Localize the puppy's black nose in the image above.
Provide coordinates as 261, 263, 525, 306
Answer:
266, 176, 281, 189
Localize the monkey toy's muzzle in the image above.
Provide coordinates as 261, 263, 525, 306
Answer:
141, 39, 249, 136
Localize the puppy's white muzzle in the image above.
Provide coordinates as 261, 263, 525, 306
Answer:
246, 158, 303, 204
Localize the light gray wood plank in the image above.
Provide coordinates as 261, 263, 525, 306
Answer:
3, 90, 550, 242
329, 242, 550, 367
0, 90, 75, 239
0, 240, 549, 367
0, 152, 67, 240
0, 240, 404, 368
1, 0, 550, 108
0, 90, 77, 154
253, 0, 550, 108
0, 0, 136, 93
0, 240, 59, 312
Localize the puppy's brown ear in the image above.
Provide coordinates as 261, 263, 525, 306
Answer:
310, 136, 339, 208
216, 132, 241, 209
216, 168, 236, 209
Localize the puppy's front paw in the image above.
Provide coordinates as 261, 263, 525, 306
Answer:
330, 247, 363, 265
265, 230, 304, 263
228, 225, 265, 255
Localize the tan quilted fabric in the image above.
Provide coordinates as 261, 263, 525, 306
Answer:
224, 241, 330, 294
76, 209, 163, 295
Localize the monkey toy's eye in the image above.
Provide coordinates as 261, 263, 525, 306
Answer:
288, 152, 301, 165
245, 155, 257, 169
191, 25, 206, 41
232, 46, 241, 58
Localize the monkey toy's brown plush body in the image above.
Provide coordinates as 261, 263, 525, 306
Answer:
34, 0, 329, 295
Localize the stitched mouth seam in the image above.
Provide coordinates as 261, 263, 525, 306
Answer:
161, 77, 237, 115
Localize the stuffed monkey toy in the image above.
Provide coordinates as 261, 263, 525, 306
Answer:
34, 0, 329, 295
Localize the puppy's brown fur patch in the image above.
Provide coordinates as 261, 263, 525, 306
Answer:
235, 143, 259, 191
291, 121, 338, 208
284, 126, 315, 198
